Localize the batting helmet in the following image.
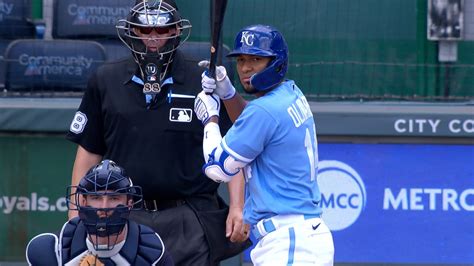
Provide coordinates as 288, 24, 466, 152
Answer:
67, 160, 142, 249
227, 24, 289, 92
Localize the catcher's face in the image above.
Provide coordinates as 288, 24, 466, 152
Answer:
82, 192, 131, 218
236, 54, 272, 93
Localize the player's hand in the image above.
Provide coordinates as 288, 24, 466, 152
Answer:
199, 60, 236, 100
226, 205, 250, 243
194, 91, 220, 125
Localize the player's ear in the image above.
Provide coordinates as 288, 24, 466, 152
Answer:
132, 27, 140, 35
80, 195, 87, 206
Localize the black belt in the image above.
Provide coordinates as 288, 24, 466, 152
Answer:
142, 199, 186, 212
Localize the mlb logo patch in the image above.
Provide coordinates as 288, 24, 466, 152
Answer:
169, 108, 193, 122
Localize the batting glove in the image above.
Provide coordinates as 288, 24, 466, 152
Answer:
198, 60, 236, 100
194, 91, 220, 125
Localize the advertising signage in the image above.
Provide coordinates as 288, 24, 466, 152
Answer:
318, 143, 473, 264
242, 143, 473, 264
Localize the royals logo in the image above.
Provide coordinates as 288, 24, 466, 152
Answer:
240, 31, 255, 46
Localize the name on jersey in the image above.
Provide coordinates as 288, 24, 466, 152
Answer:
287, 95, 313, 128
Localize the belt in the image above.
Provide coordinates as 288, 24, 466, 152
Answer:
142, 199, 186, 212
251, 214, 321, 240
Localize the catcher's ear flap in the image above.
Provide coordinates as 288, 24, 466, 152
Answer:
26, 233, 61, 266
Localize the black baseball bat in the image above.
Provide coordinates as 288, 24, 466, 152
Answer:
208, 0, 228, 80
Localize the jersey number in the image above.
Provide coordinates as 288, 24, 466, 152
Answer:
304, 125, 318, 181
70, 112, 87, 134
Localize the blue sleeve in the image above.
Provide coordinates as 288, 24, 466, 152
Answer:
222, 103, 277, 162
26, 233, 60, 266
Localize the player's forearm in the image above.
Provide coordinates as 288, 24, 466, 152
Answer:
71, 146, 102, 186
223, 93, 248, 123
202, 121, 222, 163
227, 171, 245, 209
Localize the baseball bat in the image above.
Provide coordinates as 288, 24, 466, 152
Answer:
208, 0, 228, 80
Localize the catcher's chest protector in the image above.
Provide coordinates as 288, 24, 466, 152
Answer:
27, 217, 165, 266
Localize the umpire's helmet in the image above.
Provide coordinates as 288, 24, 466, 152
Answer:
67, 160, 142, 250
116, 0, 191, 79
227, 24, 289, 92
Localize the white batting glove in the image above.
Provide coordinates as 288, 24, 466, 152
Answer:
194, 91, 220, 125
198, 60, 236, 100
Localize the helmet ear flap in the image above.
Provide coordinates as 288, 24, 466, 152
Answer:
250, 57, 288, 92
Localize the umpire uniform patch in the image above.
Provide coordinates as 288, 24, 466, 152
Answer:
70, 111, 88, 134
169, 108, 192, 122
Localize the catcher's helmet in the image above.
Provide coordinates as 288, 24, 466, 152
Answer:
227, 24, 289, 92
116, 0, 191, 81
67, 160, 142, 249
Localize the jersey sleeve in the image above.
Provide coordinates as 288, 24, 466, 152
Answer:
65, 71, 106, 155
221, 103, 277, 163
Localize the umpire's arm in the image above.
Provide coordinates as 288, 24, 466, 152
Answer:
68, 145, 102, 220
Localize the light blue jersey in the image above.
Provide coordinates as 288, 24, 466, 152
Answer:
222, 80, 322, 225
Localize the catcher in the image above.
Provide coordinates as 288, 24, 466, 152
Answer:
26, 160, 173, 265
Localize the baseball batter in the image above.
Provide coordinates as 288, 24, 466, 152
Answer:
194, 25, 335, 265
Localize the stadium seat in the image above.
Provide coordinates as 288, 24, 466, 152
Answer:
52, 0, 134, 61
4, 39, 106, 92
0, 0, 37, 89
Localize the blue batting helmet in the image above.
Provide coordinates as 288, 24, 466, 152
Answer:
67, 160, 142, 249
227, 24, 288, 92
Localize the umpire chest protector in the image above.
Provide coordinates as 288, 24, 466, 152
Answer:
26, 217, 165, 265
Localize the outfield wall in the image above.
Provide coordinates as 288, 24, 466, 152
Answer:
0, 99, 472, 265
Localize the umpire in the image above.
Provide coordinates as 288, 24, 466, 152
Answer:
66, 0, 250, 265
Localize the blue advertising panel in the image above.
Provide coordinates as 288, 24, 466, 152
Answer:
243, 143, 474, 264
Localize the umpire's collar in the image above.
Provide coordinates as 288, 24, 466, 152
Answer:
123, 50, 186, 85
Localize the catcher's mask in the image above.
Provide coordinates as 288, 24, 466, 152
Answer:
67, 160, 143, 250
116, 0, 191, 87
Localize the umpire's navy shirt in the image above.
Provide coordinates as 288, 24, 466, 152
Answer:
67, 50, 231, 199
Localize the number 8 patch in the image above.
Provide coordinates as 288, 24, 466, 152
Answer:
70, 111, 88, 134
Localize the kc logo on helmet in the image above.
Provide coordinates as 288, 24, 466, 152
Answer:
318, 160, 367, 231
240, 31, 255, 46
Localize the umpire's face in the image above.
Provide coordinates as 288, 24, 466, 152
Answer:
236, 54, 272, 93
133, 25, 178, 53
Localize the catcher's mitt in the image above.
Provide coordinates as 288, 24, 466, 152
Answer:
79, 254, 105, 266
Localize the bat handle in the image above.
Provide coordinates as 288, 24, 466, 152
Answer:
205, 61, 217, 95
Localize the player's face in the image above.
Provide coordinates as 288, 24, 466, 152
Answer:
83, 192, 130, 218
133, 26, 178, 52
236, 55, 272, 93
